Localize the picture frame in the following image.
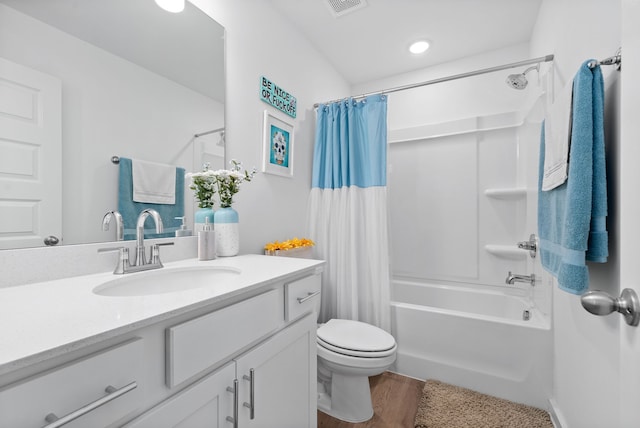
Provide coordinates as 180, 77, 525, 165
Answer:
262, 110, 294, 178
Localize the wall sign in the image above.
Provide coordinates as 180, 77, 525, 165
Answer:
260, 76, 297, 118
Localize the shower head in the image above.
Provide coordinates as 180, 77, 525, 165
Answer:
505, 64, 540, 90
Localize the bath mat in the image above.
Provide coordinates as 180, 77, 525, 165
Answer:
414, 379, 553, 428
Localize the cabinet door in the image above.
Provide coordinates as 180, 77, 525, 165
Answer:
235, 313, 316, 428
124, 362, 235, 428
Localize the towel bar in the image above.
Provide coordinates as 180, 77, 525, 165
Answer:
111, 156, 120, 164
588, 48, 622, 70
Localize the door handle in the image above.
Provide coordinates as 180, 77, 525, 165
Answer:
581, 288, 640, 326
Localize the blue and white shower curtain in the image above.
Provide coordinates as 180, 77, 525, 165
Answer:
307, 95, 391, 332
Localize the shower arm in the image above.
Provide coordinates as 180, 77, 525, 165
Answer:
521, 64, 539, 75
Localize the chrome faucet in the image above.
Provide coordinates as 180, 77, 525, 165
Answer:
506, 271, 536, 286
102, 210, 124, 241
135, 209, 163, 266
98, 208, 173, 274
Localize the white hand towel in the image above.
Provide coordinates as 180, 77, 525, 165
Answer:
132, 159, 176, 204
542, 81, 574, 191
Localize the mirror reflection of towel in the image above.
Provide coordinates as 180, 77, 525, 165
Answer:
132, 159, 176, 204
118, 157, 184, 240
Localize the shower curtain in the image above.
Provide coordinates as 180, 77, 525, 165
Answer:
307, 94, 391, 332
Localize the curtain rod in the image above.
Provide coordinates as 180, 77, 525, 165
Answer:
194, 126, 225, 138
313, 54, 555, 108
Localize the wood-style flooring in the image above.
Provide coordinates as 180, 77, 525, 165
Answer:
317, 371, 425, 428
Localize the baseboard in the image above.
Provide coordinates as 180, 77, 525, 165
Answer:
547, 398, 566, 428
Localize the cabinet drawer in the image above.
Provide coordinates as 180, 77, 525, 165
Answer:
285, 275, 321, 322
0, 338, 143, 428
166, 289, 284, 387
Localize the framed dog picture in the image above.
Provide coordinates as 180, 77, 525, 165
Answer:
262, 110, 294, 178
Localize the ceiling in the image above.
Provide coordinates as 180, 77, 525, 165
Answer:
268, 0, 543, 86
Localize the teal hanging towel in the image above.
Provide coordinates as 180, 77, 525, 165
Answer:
538, 60, 608, 295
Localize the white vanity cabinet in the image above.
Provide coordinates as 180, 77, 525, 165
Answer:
127, 272, 321, 428
0, 256, 323, 428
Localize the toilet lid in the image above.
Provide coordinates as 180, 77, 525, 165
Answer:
317, 319, 396, 355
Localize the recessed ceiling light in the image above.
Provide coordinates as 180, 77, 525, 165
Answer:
154, 0, 185, 13
409, 40, 430, 55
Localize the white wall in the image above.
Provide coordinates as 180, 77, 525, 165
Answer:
188, 1, 350, 255
530, 1, 622, 427
0, 4, 223, 245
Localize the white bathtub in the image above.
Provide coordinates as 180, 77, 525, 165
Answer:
390, 279, 552, 408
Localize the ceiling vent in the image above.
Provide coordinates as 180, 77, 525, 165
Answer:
325, 0, 368, 17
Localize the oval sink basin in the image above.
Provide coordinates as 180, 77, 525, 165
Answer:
93, 266, 241, 297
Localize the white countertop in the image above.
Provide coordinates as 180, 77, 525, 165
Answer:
0, 254, 324, 377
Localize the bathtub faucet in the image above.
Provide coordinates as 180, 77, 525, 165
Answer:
505, 271, 536, 286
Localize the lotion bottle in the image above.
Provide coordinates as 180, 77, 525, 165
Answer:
198, 218, 216, 260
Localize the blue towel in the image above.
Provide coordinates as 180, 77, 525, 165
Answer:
118, 157, 185, 240
538, 60, 608, 295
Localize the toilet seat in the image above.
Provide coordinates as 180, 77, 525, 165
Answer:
317, 319, 396, 358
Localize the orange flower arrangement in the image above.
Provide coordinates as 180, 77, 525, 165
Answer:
264, 237, 315, 253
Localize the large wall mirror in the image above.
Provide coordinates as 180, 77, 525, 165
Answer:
0, 0, 225, 249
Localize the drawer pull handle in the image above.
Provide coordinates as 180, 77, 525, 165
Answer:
43, 381, 137, 428
226, 379, 238, 428
297, 290, 320, 304
243, 368, 255, 419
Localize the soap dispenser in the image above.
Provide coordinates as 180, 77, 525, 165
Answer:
198, 218, 216, 260
174, 216, 193, 237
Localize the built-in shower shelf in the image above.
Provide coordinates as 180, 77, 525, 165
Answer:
484, 188, 528, 199
484, 245, 528, 260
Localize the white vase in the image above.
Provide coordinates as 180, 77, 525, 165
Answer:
214, 207, 239, 256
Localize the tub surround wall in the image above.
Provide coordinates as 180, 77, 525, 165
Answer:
388, 111, 536, 290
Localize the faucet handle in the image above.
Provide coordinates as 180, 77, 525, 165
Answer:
149, 242, 174, 265
516, 234, 537, 258
98, 247, 130, 274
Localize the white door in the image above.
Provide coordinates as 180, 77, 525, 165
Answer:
0, 57, 61, 249
619, 1, 640, 425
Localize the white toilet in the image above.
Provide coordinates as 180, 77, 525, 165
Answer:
316, 318, 397, 422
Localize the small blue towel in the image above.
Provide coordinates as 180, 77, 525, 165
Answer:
118, 157, 185, 240
538, 60, 608, 295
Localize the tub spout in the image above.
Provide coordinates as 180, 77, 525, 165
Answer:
506, 271, 536, 286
